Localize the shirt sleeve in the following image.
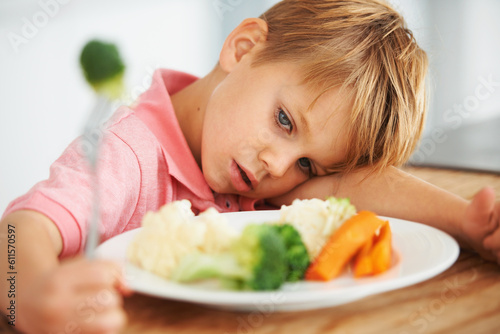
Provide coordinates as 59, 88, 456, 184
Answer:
2, 129, 142, 258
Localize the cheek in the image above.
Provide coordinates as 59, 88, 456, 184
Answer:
202, 98, 232, 149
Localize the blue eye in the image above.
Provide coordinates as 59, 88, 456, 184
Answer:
298, 157, 311, 170
277, 109, 293, 132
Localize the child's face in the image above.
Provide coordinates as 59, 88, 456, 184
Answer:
201, 59, 353, 199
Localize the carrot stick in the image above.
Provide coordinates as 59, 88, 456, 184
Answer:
371, 222, 392, 274
305, 211, 387, 281
353, 235, 375, 277
353, 222, 392, 277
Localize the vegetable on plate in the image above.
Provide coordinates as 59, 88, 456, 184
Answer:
305, 210, 391, 281
271, 224, 310, 282
171, 224, 288, 290
129, 198, 394, 291
171, 223, 310, 291
353, 222, 392, 277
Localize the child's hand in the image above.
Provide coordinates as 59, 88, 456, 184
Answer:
463, 187, 500, 263
18, 257, 131, 334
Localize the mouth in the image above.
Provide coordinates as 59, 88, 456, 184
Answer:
237, 164, 252, 189
230, 160, 257, 193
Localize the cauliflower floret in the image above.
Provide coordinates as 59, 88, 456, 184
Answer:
127, 200, 238, 278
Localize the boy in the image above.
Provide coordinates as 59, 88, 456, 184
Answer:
1, 0, 499, 333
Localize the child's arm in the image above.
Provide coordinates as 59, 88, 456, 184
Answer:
268, 166, 500, 263
0, 210, 128, 333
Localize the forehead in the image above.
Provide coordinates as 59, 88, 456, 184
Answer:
273, 62, 353, 115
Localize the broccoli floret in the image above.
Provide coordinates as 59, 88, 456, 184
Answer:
171, 224, 287, 291
79, 39, 125, 99
271, 224, 310, 282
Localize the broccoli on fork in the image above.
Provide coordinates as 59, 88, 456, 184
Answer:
171, 224, 288, 291
80, 39, 125, 100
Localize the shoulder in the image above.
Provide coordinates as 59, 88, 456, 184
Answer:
104, 106, 162, 156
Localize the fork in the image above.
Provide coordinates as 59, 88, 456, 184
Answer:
82, 95, 113, 259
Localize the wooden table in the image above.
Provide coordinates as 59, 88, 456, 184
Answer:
121, 253, 499, 334
122, 167, 500, 334
2, 167, 500, 333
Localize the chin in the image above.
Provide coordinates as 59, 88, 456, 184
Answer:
203, 172, 226, 194
205, 178, 220, 193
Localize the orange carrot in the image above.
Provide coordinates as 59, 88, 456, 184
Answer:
305, 211, 387, 281
353, 234, 375, 277
353, 222, 392, 277
371, 222, 392, 274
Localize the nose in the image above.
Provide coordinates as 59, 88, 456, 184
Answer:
258, 146, 298, 179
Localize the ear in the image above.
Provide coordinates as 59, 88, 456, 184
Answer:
219, 18, 268, 73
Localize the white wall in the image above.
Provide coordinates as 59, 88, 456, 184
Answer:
4, 0, 497, 213
395, 0, 500, 132
0, 0, 277, 213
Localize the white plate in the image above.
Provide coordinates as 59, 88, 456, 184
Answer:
95, 210, 459, 312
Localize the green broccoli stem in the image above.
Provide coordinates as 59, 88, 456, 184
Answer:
171, 224, 288, 291
170, 252, 251, 283
90, 72, 125, 100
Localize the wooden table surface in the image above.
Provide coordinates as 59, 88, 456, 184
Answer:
117, 167, 500, 334
2, 167, 500, 334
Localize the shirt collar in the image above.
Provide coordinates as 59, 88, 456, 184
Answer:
133, 69, 214, 201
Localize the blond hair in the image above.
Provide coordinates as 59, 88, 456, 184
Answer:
255, 0, 428, 174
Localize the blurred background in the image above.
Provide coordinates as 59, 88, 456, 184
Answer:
1, 0, 499, 213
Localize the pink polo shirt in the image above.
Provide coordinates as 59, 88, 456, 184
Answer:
3, 69, 263, 258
